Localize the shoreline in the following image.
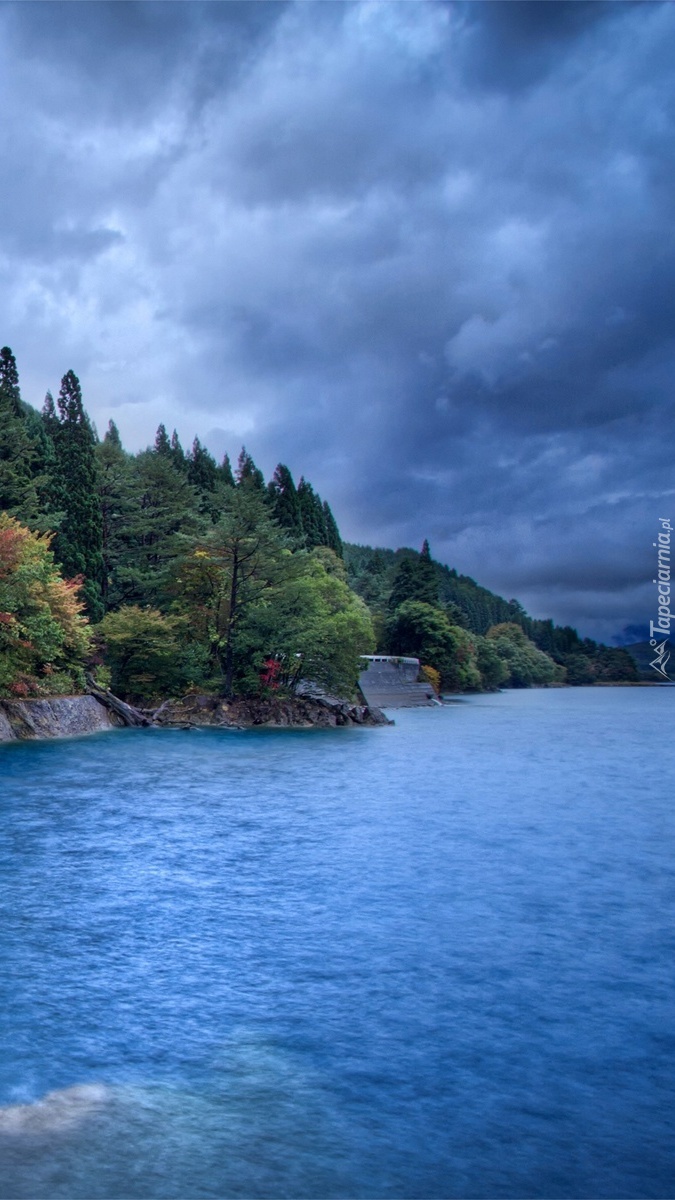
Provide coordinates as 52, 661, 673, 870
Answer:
0, 691, 392, 743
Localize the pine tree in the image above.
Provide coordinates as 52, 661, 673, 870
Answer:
187, 437, 218, 493
267, 464, 303, 540
0, 347, 21, 415
0, 347, 43, 524
96, 421, 132, 610
416, 539, 439, 605
236, 446, 265, 491
219, 453, 235, 488
154, 424, 171, 456
297, 478, 328, 548
322, 500, 343, 558
105, 420, 122, 448
50, 370, 104, 620
170, 429, 187, 472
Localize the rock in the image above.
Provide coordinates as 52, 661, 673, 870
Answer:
0, 696, 117, 742
0, 1083, 109, 1135
151, 693, 393, 729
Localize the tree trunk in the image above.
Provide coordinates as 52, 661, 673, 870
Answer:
86, 674, 151, 727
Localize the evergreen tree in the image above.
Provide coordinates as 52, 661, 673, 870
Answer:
0, 348, 43, 525
236, 446, 265, 491
107, 450, 204, 610
0, 346, 21, 415
297, 478, 328, 548
96, 422, 133, 610
322, 500, 343, 558
49, 370, 104, 620
267, 464, 303, 540
388, 557, 418, 610
105, 420, 122, 448
187, 437, 219, 494
219, 453, 235, 488
388, 542, 438, 610
170, 429, 187, 472
154, 424, 171, 456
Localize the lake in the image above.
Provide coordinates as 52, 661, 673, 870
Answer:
0, 687, 673, 1198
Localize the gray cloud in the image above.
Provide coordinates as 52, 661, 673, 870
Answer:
0, 0, 673, 641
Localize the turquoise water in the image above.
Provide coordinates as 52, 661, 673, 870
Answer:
0, 687, 673, 1198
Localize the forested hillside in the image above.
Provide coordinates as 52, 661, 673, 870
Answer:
0, 346, 637, 702
345, 542, 638, 688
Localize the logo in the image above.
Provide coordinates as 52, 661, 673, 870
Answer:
649, 638, 672, 681
649, 518, 673, 679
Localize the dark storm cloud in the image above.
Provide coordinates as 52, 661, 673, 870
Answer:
0, 0, 673, 640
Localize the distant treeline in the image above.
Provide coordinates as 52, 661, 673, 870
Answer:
0, 345, 637, 701
345, 543, 638, 686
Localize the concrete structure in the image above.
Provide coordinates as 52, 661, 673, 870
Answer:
358, 656, 439, 708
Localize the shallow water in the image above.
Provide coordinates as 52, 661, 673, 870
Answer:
0, 687, 673, 1198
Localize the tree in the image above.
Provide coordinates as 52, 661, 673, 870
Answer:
322, 500, 343, 558
239, 552, 375, 698
154, 424, 171, 456
297, 477, 327, 548
475, 636, 509, 690
187, 437, 218, 494
219, 453, 235, 488
486, 623, 565, 687
187, 437, 220, 519
174, 487, 290, 696
170, 429, 187, 472
389, 543, 438, 610
267, 464, 303, 540
0, 348, 44, 525
386, 600, 482, 691
47, 371, 104, 620
96, 422, 134, 610
105, 450, 203, 610
0, 513, 91, 696
96, 606, 206, 702
236, 446, 265, 491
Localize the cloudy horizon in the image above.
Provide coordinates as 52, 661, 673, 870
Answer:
1, 0, 673, 643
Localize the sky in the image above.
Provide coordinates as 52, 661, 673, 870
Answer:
0, 0, 673, 643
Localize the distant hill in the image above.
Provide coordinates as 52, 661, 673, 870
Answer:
344, 541, 639, 684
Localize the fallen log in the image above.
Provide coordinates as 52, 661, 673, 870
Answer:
85, 674, 151, 728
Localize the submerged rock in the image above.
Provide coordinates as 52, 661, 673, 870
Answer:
152, 693, 393, 729
0, 695, 117, 742
0, 1084, 109, 1135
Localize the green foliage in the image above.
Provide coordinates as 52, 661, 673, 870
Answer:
97, 605, 206, 702
219, 453, 235, 488
389, 543, 438, 610
386, 600, 482, 692
47, 370, 104, 620
172, 486, 292, 695
0, 513, 91, 696
594, 646, 639, 683
486, 623, 566, 687
267, 464, 303, 541
563, 653, 597, 686
297, 477, 328, 548
236, 446, 265, 491
239, 554, 375, 698
0, 348, 46, 526
475, 637, 509, 690
102, 450, 204, 610
2, 343, 630, 701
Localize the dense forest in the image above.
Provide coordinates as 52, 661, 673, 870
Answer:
0, 347, 637, 703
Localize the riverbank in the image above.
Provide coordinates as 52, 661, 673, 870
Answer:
0, 691, 391, 741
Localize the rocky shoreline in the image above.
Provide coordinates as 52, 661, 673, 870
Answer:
0, 691, 391, 742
